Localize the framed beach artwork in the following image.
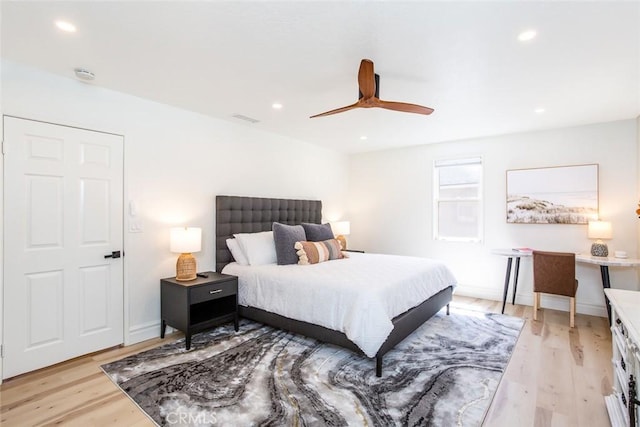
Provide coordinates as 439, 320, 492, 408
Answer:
506, 164, 598, 224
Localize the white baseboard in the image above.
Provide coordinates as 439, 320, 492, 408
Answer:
454, 284, 503, 301
126, 320, 161, 345
454, 284, 608, 318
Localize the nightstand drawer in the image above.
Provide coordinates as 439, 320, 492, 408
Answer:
191, 280, 237, 304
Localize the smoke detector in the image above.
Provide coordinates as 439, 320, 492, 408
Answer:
74, 68, 95, 81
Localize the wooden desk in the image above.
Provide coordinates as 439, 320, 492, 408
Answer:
576, 254, 640, 324
492, 249, 532, 314
493, 250, 639, 319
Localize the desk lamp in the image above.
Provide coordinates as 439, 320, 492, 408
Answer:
331, 221, 350, 250
588, 220, 612, 257
170, 227, 202, 281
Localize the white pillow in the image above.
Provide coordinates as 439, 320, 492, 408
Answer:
233, 231, 277, 265
226, 238, 249, 266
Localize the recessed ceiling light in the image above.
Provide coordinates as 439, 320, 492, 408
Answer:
55, 20, 76, 33
534, 108, 545, 114
360, 136, 368, 140
518, 30, 537, 42
272, 103, 283, 109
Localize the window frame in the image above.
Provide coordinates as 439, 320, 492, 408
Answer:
433, 156, 484, 242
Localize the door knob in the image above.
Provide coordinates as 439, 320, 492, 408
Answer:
104, 251, 121, 259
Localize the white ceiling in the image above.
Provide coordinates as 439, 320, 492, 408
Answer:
1, 1, 639, 154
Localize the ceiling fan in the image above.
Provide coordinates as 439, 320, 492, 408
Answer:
310, 59, 434, 118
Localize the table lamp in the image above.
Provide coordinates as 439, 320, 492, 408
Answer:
331, 221, 350, 250
588, 220, 612, 257
170, 227, 202, 281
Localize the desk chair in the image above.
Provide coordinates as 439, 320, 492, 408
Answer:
532, 250, 579, 328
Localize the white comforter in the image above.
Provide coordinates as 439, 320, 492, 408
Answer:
222, 252, 457, 357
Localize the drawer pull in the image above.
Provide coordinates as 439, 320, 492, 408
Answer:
209, 289, 222, 294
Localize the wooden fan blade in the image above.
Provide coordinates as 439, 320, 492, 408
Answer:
377, 99, 434, 115
357, 59, 375, 99
310, 101, 361, 118
310, 59, 434, 119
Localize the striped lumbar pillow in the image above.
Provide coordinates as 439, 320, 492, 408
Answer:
294, 239, 346, 265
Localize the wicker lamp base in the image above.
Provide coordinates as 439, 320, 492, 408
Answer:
176, 252, 197, 281
336, 235, 347, 250
591, 242, 609, 257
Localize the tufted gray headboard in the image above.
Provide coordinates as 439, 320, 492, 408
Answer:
215, 195, 323, 272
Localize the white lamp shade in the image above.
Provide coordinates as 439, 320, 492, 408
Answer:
331, 221, 350, 236
170, 227, 202, 253
588, 221, 612, 240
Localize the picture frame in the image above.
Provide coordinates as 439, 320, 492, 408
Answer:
506, 164, 598, 224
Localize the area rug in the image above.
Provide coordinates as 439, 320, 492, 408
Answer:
102, 308, 523, 426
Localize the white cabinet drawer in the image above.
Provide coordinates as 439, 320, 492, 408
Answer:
605, 295, 640, 427
605, 392, 629, 427
612, 326, 628, 356
613, 359, 629, 398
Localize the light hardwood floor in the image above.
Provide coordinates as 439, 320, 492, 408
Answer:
0, 295, 612, 426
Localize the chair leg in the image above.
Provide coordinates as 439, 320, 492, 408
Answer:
570, 296, 575, 328
533, 292, 539, 320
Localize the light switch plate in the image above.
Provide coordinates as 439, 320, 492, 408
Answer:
129, 220, 143, 233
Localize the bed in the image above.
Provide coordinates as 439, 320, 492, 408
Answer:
215, 195, 455, 377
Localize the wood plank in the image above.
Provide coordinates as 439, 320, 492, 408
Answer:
0, 297, 611, 426
480, 297, 612, 426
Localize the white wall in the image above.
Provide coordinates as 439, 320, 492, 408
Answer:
1, 60, 636, 360
0, 8, 4, 380
348, 120, 638, 317
637, 115, 640, 289
0, 60, 349, 344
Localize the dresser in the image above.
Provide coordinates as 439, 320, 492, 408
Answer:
604, 289, 640, 426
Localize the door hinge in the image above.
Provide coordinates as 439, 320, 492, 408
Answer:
1, 139, 5, 155
1, 344, 4, 358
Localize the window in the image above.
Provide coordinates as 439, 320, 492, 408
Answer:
433, 157, 483, 242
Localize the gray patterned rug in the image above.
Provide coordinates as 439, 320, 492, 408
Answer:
102, 308, 523, 426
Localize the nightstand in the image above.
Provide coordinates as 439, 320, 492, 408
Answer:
344, 249, 365, 253
160, 271, 238, 349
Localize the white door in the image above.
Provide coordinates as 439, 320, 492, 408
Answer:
3, 117, 124, 378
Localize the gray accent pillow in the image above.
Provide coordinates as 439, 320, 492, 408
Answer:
301, 223, 334, 241
272, 222, 306, 265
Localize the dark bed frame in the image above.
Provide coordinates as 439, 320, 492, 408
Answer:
215, 195, 452, 377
